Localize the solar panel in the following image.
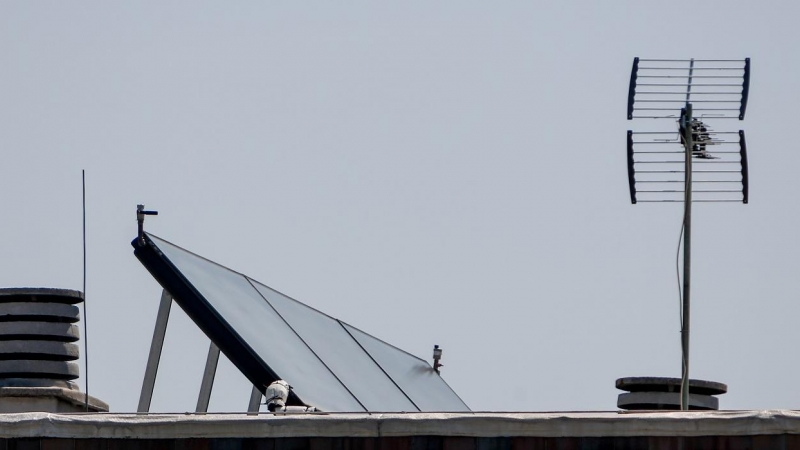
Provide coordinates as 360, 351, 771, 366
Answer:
342, 323, 471, 411
133, 233, 469, 412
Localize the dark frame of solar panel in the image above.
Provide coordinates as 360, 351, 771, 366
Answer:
132, 233, 469, 412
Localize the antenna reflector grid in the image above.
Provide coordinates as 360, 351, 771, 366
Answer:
628, 57, 750, 120
626, 130, 748, 204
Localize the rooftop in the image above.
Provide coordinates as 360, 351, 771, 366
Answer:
3, 410, 800, 439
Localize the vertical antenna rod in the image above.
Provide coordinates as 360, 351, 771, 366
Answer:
680, 100, 693, 411
82, 170, 89, 411
679, 59, 695, 411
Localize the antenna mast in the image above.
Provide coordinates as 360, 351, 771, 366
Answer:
626, 57, 751, 410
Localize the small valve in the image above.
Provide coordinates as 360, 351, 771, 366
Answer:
433, 345, 443, 374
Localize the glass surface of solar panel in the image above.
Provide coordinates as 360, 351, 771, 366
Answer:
250, 280, 420, 412
343, 323, 470, 411
141, 233, 469, 412
148, 235, 365, 412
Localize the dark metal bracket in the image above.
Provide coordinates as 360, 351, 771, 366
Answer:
136, 204, 159, 246
627, 58, 639, 120
627, 130, 636, 204
740, 130, 749, 204
740, 58, 750, 120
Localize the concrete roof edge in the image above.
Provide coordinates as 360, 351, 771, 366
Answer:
0, 411, 797, 439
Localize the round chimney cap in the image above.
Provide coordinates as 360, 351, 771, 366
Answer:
0, 288, 83, 304
616, 377, 727, 396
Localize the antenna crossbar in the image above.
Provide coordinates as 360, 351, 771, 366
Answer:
638, 67, 744, 71
634, 152, 740, 154
638, 84, 744, 87
637, 75, 745, 78
636, 170, 741, 173
634, 108, 741, 111
631, 116, 742, 119
636, 180, 740, 183
639, 59, 745, 62
632, 141, 738, 145
638, 92, 742, 95
635, 161, 740, 164
632, 131, 739, 135
637, 189, 742, 193
635, 100, 742, 103
636, 199, 744, 203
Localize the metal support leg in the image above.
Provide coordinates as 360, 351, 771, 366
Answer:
138, 289, 172, 413
247, 385, 262, 414
196, 342, 221, 412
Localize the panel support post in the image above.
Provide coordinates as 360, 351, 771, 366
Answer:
138, 289, 173, 413
196, 342, 221, 412
680, 102, 693, 411
247, 385, 262, 415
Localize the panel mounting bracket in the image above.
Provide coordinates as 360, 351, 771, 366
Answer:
137, 289, 172, 413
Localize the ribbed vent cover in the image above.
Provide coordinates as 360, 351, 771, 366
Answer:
0, 288, 83, 390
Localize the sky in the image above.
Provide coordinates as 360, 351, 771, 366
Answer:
1, 1, 799, 413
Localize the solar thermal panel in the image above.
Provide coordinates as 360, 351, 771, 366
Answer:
133, 233, 469, 412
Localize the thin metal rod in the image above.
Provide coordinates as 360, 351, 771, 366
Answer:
636, 199, 742, 202
137, 289, 172, 413
633, 141, 738, 145
636, 100, 741, 103
634, 108, 692, 111
633, 107, 739, 111
681, 102, 693, 411
82, 170, 89, 412
638, 84, 743, 87
635, 161, 740, 164
636, 180, 740, 183
247, 385, 262, 415
631, 116, 741, 119
637, 189, 741, 193
632, 131, 740, 135
638, 67, 743, 71
196, 342, 221, 413
638, 92, 740, 95
639, 59, 745, 62
633, 151, 740, 154
636, 170, 740, 173
637, 75, 744, 79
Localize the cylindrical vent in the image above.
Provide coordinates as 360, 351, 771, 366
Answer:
616, 377, 727, 411
0, 288, 108, 412
0, 289, 83, 390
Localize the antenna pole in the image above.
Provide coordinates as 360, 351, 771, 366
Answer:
82, 170, 89, 411
679, 59, 695, 411
680, 102, 693, 411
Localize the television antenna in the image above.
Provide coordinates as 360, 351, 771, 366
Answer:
626, 57, 751, 410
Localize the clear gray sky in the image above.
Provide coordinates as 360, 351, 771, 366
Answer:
1, 1, 798, 412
